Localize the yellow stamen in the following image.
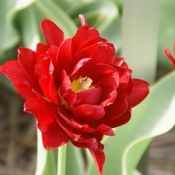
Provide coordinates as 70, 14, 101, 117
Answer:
71, 76, 93, 92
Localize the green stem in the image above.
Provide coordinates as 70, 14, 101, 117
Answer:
57, 144, 67, 175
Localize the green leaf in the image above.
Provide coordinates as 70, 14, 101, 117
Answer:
0, 0, 36, 93
158, 0, 175, 69
68, 0, 118, 32
16, 5, 40, 49
101, 15, 122, 51
43, 149, 58, 175
0, 0, 19, 50
57, 144, 67, 175
0, 0, 35, 51
57, 143, 85, 175
34, 0, 77, 37
122, 0, 160, 83
66, 143, 85, 175
35, 131, 57, 175
87, 71, 175, 175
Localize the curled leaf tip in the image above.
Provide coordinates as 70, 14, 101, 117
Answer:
79, 14, 87, 26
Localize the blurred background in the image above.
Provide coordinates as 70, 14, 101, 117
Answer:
0, 0, 175, 175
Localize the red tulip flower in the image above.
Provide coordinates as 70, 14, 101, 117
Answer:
0, 15, 149, 175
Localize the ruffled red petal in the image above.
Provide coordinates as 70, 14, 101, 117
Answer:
0, 60, 36, 99
18, 48, 39, 89
57, 106, 114, 136
89, 143, 105, 175
76, 87, 102, 105
106, 110, 131, 128
39, 74, 58, 104
72, 26, 99, 56
36, 43, 48, 55
35, 57, 54, 78
55, 111, 98, 150
41, 19, 64, 46
60, 70, 77, 108
75, 41, 115, 65
24, 97, 69, 149
56, 39, 72, 82
73, 104, 105, 120
128, 79, 149, 107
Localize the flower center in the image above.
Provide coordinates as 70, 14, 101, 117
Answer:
71, 76, 93, 92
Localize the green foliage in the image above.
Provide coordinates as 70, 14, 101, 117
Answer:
158, 0, 175, 69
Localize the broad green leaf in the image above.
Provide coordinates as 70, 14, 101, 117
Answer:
66, 143, 85, 175
35, 131, 57, 175
0, 0, 35, 51
57, 144, 67, 175
101, 15, 122, 51
57, 143, 85, 175
87, 71, 175, 175
7, 0, 35, 21
34, 0, 77, 37
43, 149, 58, 175
158, 0, 175, 69
122, 0, 160, 83
67, 0, 118, 32
15, 5, 40, 49
0, 0, 19, 50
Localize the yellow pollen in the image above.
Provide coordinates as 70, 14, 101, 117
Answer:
71, 76, 93, 92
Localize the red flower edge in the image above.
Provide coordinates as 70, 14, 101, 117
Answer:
0, 14, 149, 175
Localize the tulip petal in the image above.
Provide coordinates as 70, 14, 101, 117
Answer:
128, 79, 149, 107
39, 74, 58, 104
57, 106, 114, 136
36, 43, 48, 55
71, 138, 98, 150
91, 42, 115, 65
18, 48, 39, 89
56, 39, 72, 81
98, 73, 118, 107
105, 96, 128, 121
0, 60, 36, 99
88, 64, 119, 107
35, 57, 54, 78
60, 70, 77, 108
76, 87, 102, 105
41, 19, 64, 46
113, 57, 124, 67
73, 104, 105, 120
55, 111, 98, 150
75, 42, 115, 65
72, 26, 99, 55
70, 57, 92, 77
89, 143, 105, 175
45, 45, 59, 64
106, 110, 131, 128
24, 97, 69, 149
